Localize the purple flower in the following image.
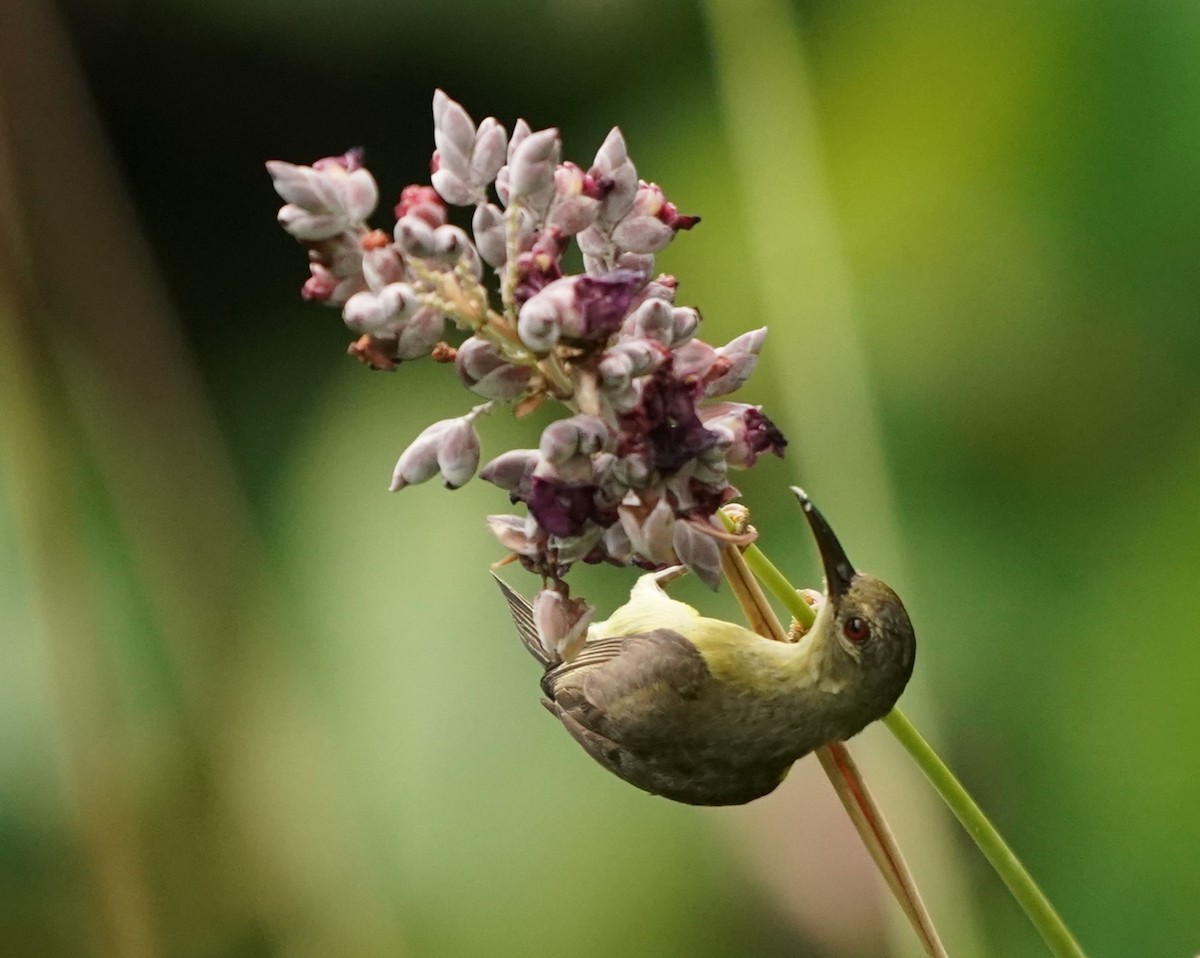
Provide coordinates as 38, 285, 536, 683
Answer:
527, 476, 598, 538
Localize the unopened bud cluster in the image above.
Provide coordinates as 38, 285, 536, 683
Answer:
268, 91, 787, 658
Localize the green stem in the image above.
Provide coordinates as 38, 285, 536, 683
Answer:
727, 510, 1088, 957
883, 710, 1087, 958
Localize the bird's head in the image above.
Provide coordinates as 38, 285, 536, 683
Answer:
794, 487, 916, 711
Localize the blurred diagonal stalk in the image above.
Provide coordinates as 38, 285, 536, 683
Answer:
0, 78, 158, 958
0, 0, 275, 949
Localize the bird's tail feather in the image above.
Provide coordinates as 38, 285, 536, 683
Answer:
492, 572, 552, 668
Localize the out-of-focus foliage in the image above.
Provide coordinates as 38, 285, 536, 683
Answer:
2, 0, 1198, 956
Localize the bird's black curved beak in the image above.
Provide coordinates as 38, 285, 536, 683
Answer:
791, 487, 856, 598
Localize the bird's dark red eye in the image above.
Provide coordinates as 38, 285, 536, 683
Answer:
843, 616, 870, 643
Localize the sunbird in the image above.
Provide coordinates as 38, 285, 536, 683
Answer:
495, 488, 916, 805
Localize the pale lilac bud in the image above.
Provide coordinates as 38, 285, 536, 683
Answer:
361, 243, 405, 291
431, 225, 472, 260
433, 90, 477, 181
533, 587, 595, 662
705, 327, 767, 397
395, 215, 437, 256
611, 215, 675, 255
267, 160, 338, 210
539, 415, 609, 463
486, 514, 540, 556
376, 282, 419, 323
672, 519, 722, 590
342, 290, 390, 334
591, 128, 637, 226
389, 420, 452, 491
394, 308, 446, 360
508, 128, 560, 211
456, 336, 533, 400
268, 159, 378, 238
472, 203, 507, 267
480, 449, 538, 495
436, 417, 481, 488
277, 204, 345, 242
671, 307, 700, 344
546, 163, 600, 235
671, 339, 719, 382
431, 168, 475, 207
471, 116, 508, 186
624, 298, 674, 342
620, 495, 677, 564
341, 169, 380, 223
612, 252, 656, 279
516, 281, 571, 352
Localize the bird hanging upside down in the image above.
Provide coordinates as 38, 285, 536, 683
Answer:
495, 488, 916, 806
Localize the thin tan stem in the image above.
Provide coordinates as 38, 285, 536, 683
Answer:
720, 544, 948, 958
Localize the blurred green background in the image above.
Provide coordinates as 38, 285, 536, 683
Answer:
2, 0, 1198, 955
